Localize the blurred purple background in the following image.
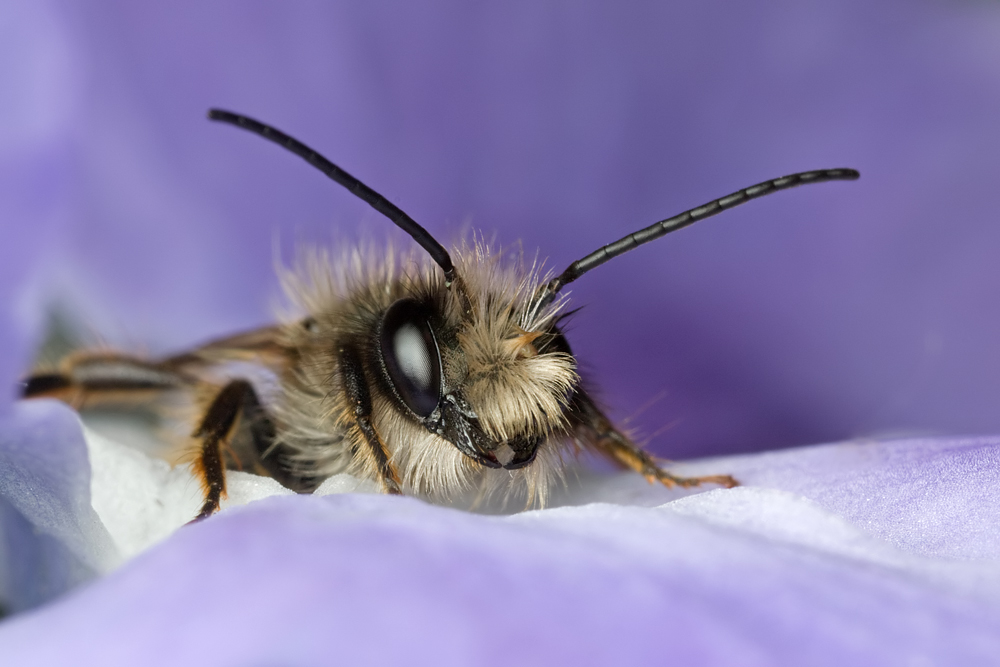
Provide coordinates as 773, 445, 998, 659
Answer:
5, 0, 1000, 459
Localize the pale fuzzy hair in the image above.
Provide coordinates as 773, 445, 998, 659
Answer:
271, 237, 579, 509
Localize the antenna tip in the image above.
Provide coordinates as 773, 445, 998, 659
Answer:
207, 108, 231, 122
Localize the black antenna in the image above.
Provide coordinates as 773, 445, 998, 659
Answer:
208, 109, 456, 284
533, 168, 859, 313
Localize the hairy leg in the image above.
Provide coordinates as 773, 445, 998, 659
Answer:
21, 351, 187, 408
190, 380, 262, 520
570, 390, 738, 489
339, 345, 402, 494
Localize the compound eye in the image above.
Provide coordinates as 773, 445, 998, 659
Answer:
379, 299, 442, 417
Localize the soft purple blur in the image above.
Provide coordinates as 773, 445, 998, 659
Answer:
5, 4, 1000, 454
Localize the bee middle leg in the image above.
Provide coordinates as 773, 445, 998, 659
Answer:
571, 391, 738, 489
191, 379, 278, 520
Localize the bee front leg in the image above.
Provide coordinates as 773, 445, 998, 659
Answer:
570, 391, 738, 490
338, 346, 402, 495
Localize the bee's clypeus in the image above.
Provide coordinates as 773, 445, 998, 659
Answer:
22, 110, 859, 520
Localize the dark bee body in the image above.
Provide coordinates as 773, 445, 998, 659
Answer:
23, 110, 859, 521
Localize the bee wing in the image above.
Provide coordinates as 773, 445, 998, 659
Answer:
159, 325, 292, 375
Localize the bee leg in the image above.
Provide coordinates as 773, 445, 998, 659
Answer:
571, 391, 738, 489
339, 346, 402, 495
21, 373, 74, 399
21, 352, 184, 408
241, 386, 319, 493
191, 379, 259, 520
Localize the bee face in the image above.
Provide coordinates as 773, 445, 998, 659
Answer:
279, 243, 578, 502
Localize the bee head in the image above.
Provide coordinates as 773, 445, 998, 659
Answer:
374, 246, 577, 472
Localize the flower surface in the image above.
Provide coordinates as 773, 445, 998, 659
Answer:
1, 402, 999, 665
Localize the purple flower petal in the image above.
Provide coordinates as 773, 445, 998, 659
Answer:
0, 401, 115, 613
1, 435, 999, 665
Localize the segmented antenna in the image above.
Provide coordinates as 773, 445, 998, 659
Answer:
208, 109, 456, 284
533, 168, 860, 313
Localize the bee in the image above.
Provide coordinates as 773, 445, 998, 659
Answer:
22, 109, 859, 520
